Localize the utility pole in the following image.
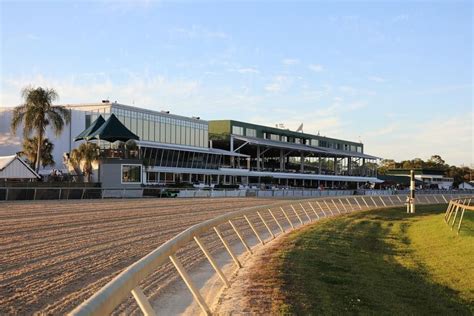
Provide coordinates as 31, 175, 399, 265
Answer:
409, 169, 416, 213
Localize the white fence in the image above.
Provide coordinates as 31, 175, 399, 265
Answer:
68, 194, 468, 316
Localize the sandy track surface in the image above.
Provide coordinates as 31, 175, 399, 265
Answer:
0, 197, 277, 315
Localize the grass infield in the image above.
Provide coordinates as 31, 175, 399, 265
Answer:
274, 204, 474, 315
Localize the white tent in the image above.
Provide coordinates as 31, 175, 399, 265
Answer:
0, 155, 40, 180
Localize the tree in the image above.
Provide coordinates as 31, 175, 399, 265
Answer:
20, 137, 55, 168
11, 87, 71, 172
69, 142, 100, 182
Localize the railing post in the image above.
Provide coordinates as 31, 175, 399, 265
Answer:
290, 205, 304, 225
433, 195, 440, 204
228, 220, 252, 254
244, 215, 265, 245
338, 199, 348, 213
353, 197, 362, 210
280, 207, 294, 229
441, 195, 448, 203
316, 201, 327, 217
444, 201, 454, 222
324, 200, 335, 216
169, 254, 212, 316
457, 198, 471, 234
194, 236, 230, 288
332, 200, 341, 214
362, 196, 369, 208
345, 198, 354, 211
268, 209, 285, 233
397, 195, 403, 203
370, 196, 378, 207
131, 286, 157, 316
446, 201, 458, 224
299, 203, 312, 222
214, 226, 242, 268
257, 211, 275, 239
379, 196, 387, 207
450, 202, 462, 230
308, 202, 320, 219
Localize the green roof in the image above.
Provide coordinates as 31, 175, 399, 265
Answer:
87, 114, 139, 142
74, 115, 105, 141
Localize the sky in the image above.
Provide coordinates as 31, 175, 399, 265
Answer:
0, 0, 472, 166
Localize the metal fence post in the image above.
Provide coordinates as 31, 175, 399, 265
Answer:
332, 200, 341, 214
307, 202, 320, 219
244, 215, 265, 245
338, 199, 348, 213
324, 200, 335, 216
316, 201, 327, 217
228, 220, 252, 254
299, 203, 312, 222
213, 226, 242, 268
131, 286, 157, 316
268, 209, 285, 233
290, 205, 304, 225
280, 207, 294, 229
257, 211, 275, 239
169, 254, 212, 316
194, 236, 230, 288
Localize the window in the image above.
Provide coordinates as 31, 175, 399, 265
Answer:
232, 125, 244, 135
357, 146, 362, 153
311, 139, 319, 147
350, 145, 356, 152
281, 136, 287, 142
122, 164, 142, 183
246, 128, 256, 137
270, 134, 280, 141
294, 138, 301, 144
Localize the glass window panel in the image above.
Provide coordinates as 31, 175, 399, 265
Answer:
122, 165, 142, 183
165, 123, 171, 143
160, 123, 166, 142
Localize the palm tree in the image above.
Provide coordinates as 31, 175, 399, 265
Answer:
21, 136, 55, 168
11, 87, 71, 172
69, 142, 100, 182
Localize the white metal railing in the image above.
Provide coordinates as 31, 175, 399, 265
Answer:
68, 193, 459, 316
444, 196, 474, 234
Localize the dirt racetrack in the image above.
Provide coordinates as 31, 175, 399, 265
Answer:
0, 197, 276, 315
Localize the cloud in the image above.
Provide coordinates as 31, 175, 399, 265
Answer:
1, 73, 200, 108
361, 113, 473, 166
282, 58, 299, 65
230, 67, 260, 74
368, 76, 386, 83
171, 25, 229, 39
264, 75, 290, 93
308, 64, 324, 72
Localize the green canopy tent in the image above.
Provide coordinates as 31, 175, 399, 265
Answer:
86, 113, 139, 142
74, 115, 105, 141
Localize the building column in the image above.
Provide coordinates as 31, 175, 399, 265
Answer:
318, 156, 322, 174
280, 149, 285, 171
256, 145, 261, 171
230, 136, 235, 167
300, 152, 304, 172
334, 157, 337, 174
348, 157, 352, 175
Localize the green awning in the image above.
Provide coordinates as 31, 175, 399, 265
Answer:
74, 115, 105, 141
86, 113, 139, 142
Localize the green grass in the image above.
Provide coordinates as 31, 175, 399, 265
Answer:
276, 204, 474, 315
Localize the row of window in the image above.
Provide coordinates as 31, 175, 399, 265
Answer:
232, 126, 256, 137
231, 125, 363, 153
88, 113, 209, 147
141, 147, 223, 169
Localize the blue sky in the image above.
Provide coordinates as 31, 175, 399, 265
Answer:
1, 0, 472, 166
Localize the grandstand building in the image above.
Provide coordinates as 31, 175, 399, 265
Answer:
0, 102, 382, 188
